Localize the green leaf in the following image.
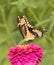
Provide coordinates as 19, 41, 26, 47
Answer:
10, 0, 37, 11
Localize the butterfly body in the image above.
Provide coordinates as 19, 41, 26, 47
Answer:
17, 15, 46, 41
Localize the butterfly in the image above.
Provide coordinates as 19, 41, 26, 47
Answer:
17, 15, 47, 41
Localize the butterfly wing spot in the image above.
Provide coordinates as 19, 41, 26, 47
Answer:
19, 18, 26, 25
26, 21, 33, 28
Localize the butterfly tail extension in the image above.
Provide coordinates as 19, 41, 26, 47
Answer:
40, 30, 48, 36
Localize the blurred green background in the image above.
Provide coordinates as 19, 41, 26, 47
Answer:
0, 0, 54, 65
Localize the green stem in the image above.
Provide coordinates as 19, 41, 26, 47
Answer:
1, 7, 16, 45
28, 8, 40, 23
1, 8, 10, 35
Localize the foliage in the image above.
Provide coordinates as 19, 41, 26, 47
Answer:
0, 0, 54, 65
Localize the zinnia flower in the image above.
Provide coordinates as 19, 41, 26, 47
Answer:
8, 43, 43, 65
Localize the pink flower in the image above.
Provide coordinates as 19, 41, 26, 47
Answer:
8, 43, 43, 65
